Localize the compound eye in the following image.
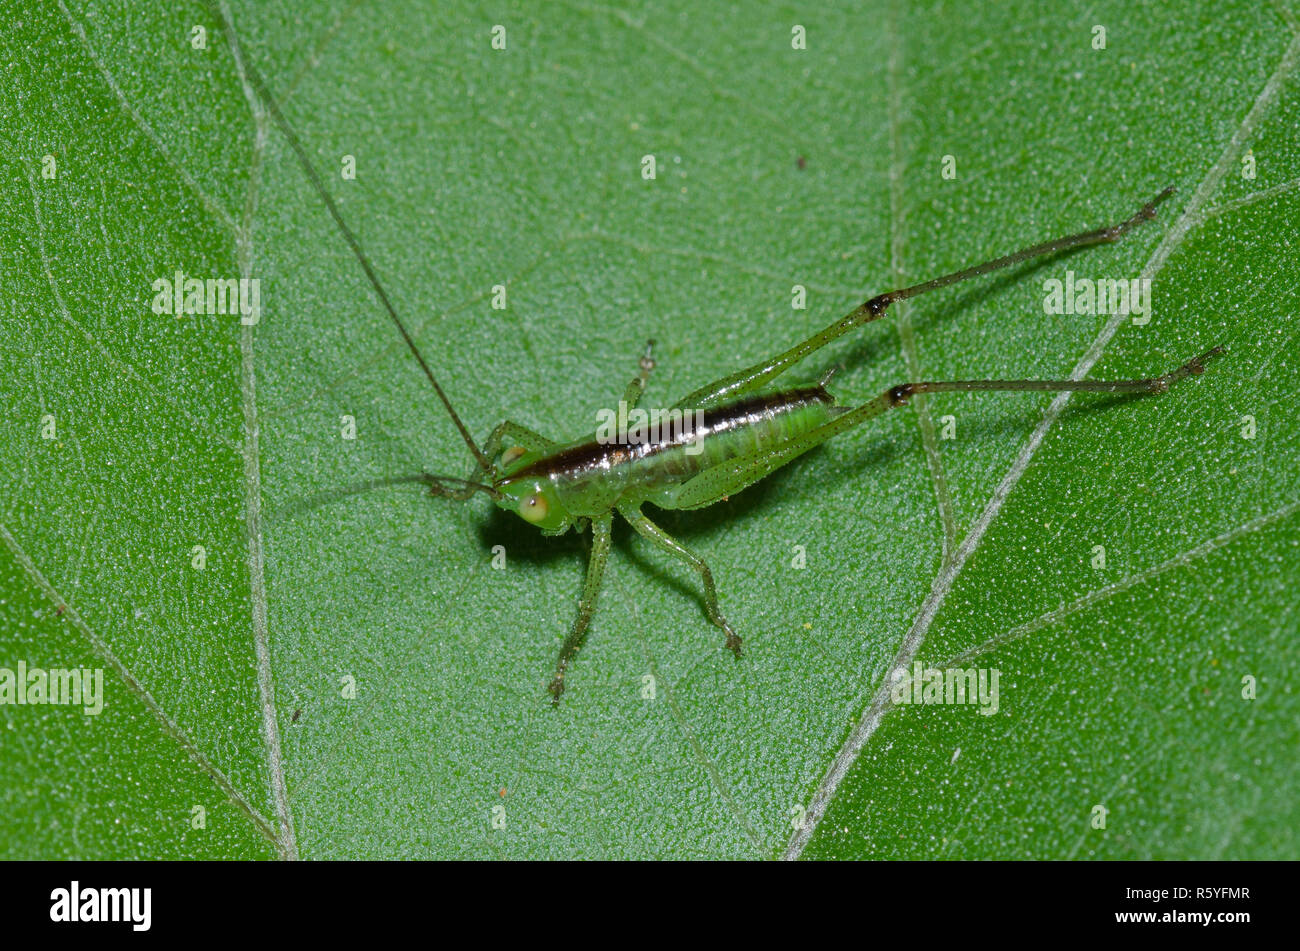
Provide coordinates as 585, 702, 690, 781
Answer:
500, 445, 528, 468
519, 492, 549, 524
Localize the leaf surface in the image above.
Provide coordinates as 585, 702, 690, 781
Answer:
2, 0, 1297, 859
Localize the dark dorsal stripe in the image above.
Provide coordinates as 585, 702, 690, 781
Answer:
509, 386, 833, 482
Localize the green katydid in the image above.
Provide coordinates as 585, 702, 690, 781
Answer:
237, 33, 1223, 704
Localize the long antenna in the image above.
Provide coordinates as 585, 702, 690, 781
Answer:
211, 4, 495, 479
275, 472, 503, 521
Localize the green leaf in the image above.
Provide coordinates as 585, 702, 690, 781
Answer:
3, 0, 1296, 859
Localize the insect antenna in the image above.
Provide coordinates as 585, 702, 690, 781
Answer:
273, 473, 503, 522
211, 4, 496, 480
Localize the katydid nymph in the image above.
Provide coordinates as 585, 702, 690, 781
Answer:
238, 37, 1224, 704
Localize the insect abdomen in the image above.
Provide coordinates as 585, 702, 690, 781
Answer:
516, 385, 842, 517
635, 385, 840, 488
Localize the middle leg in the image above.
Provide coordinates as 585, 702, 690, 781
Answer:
618, 503, 743, 657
